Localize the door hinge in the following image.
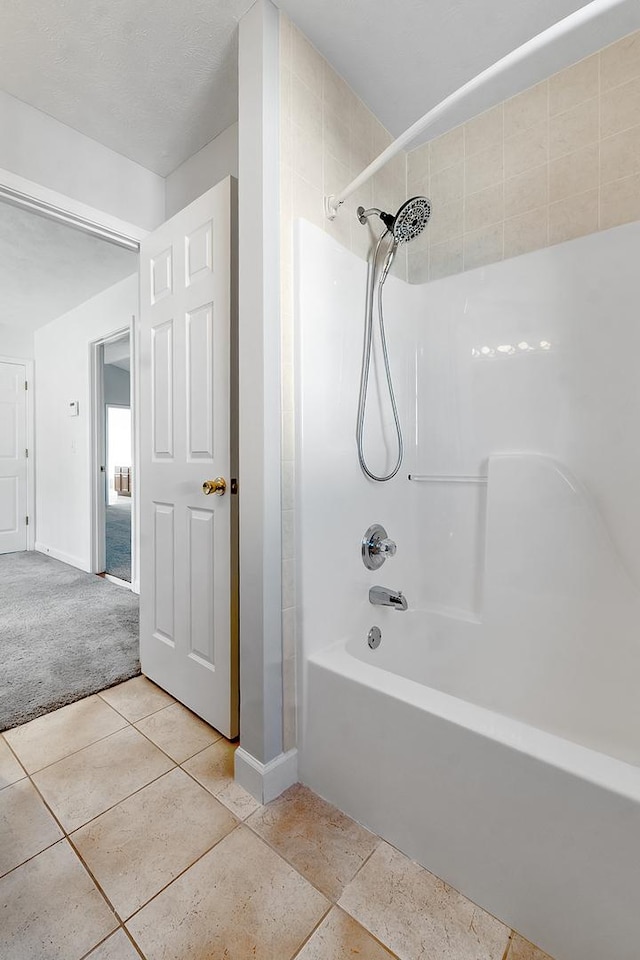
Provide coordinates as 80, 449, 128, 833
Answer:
230, 478, 238, 495
25, 516, 29, 526
24, 380, 28, 391
25, 448, 28, 459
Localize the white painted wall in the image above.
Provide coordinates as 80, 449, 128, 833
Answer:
0, 323, 33, 360
165, 123, 238, 218
34, 274, 137, 570
0, 91, 164, 230
104, 364, 130, 406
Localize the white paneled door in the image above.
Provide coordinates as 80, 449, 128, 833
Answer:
0, 361, 28, 555
139, 179, 237, 738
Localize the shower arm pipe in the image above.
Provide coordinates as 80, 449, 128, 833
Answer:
324, 0, 625, 219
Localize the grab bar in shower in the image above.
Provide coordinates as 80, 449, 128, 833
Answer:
408, 475, 488, 484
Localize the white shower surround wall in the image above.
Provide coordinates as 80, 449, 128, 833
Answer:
294, 219, 640, 960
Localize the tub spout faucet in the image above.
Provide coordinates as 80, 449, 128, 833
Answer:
369, 585, 408, 611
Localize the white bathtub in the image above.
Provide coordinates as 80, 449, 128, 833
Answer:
301, 638, 640, 960
294, 221, 640, 960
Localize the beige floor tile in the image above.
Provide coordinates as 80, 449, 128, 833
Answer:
134, 702, 222, 763
0, 778, 63, 876
182, 738, 261, 819
0, 735, 26, 789
127, 825, 329, 960
73, 767, 237, 919
33, 726, 174, 832
508, 932, 555, 960
294, 907, 397, 959
0, 840, 117, 960
99, 675, 174, 723
339, 841, 510, 960
247, 783, 379, 901
85, 929, 141, 960
4, 695, 127, 773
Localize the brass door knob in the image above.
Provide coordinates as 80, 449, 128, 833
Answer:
202, 477, 226, 496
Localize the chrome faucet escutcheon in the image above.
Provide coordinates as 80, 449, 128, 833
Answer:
369, 585, 408, 611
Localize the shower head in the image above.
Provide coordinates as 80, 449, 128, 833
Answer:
357, 196, 431, 243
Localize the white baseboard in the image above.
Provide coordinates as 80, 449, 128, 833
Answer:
235, 747, 298, 804
35, 542, 90, 573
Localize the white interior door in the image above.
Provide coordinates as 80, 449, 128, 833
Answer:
0, 361, 28, 555
139, 179, 237, 738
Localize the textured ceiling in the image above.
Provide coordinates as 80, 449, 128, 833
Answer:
281, 0, 640, 146
0, 0, 252, 176
0, 202, 137, 332
2, 0, 639, 178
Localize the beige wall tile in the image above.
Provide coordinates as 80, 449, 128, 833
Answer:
465, 182, 504, 233
323, 107, 351, 171
601, 76, 640, 138
465, 141, 503, 194
600, 124, 640, 183
428, 197, 463, 245
465, 103, 503, 157
322, 60, 356, 122
549, 143, 599, 202
323, 152, 350, 200
291, 77, 323, 140
600, 30, 640, 92
339, 841, 510, 960
504, 120, 548, 179
430, 126, 464, 175
294, 122, 323, 190
282, 557, 295, 609
504, 81, 548, 138
293, 173, 325, 229
504, 207, 549, 260
549, 97, 599, 160
428, 237, 462, 282
350, 108, 376, 171
549, 53, 599, 117
279, 10, 292, 62
430, 161, 463, 204
291, 27, 323, 91
409, 246, 430, 283
407, 142, 429, 183
464, 223, 504, 271
282, 656, 297, 752
600, 173, 640, 230
549, 188, 599, 245
504, 164, 548, 219
282, 460, 294, 508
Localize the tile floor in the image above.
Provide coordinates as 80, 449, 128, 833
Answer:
0, 676, 555, 960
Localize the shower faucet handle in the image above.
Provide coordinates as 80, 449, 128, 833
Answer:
362, 524, 397, 570
377, 537, 397, 557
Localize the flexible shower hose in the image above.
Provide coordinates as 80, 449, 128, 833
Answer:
356, 229, 404, 482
